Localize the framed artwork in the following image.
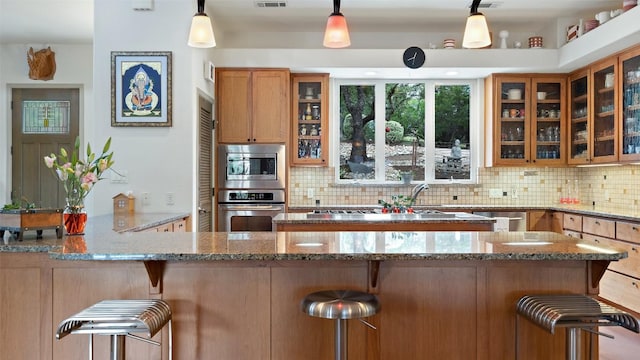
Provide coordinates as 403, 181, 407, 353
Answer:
111, 51, 172, 127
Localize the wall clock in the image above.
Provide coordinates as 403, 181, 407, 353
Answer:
403, 46, 425, 69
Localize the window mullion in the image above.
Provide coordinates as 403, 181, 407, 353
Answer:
375, 81, 386, 182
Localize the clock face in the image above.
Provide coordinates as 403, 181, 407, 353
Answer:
403, 46, 425, 69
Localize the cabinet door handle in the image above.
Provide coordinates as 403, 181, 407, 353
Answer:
569, 217, 575, 221
632, 226, 638, 231
595, 221, 600, 225
632, 247, 638, 252
633, 282, 638, 288
594, 238, 600, 243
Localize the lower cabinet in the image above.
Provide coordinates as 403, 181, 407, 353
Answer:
560, 212, 640, 313
138, 217, 189, 232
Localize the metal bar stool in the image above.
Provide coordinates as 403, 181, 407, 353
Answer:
301, 289, 380, 360
56, 299, 172, 360
516, 294, 639, 360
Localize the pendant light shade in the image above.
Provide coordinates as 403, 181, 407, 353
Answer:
323, 0, 350, 48
462, 0, 491, 49
188, 0, 216, 48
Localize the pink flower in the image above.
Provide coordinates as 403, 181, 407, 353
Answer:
44, 155, 56, 168
82, 172, 98, 185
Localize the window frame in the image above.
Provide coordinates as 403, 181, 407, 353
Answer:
331, 78, 482, 185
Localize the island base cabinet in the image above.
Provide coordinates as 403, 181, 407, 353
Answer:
0, 254, 602, 360
0, 254, 50, 360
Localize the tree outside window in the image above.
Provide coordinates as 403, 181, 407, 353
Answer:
336, 80, 475, 183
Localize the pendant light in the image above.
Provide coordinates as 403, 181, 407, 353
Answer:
462, 0, 491, 49
323, 0, 351, 48
188, 0, 216, 48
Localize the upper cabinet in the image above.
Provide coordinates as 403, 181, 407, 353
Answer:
489, 74, 565, 166
290, 73, 329, 166
216, 68, 290, 144
619, 46, 640, 162
590, 58, 619, 164
568, 57, 620, 165
567, 69, 590, 165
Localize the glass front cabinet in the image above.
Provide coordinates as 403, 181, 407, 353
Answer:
620, 46, 640, 162
492, 75, 565, 166
568, 69, 590, 165
291, 73, 329, 166
591, 58, 619, 164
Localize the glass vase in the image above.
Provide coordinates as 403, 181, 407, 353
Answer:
63, 197, 87, 235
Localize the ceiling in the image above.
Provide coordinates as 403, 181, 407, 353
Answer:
0, 0, 624, 45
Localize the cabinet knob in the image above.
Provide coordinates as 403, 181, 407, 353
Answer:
633, 282, 638, 288
632, 247, 638, 252
595, 221, 600, 225
632, 226, 638, 231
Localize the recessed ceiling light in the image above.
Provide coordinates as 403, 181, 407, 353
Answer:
445, 71, 459, 76
364, 71, 377, 76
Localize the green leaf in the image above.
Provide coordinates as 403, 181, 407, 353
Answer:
102, 137, 112, 153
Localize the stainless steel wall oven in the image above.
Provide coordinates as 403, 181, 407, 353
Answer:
217, 144, 286, 232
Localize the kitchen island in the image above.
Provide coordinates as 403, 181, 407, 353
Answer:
0, 223, 627, 359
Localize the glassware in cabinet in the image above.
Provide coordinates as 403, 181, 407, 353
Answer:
532, 78, 565, 163
496, 79, 528, 163
591, 60, 618, 163
568, 70, 590, 164
620, 47, 640, 160
291, 74, 329, 166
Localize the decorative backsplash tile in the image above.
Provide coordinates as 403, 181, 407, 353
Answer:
289, 165, 640, 213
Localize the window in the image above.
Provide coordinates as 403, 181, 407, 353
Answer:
334, 79, 479, 184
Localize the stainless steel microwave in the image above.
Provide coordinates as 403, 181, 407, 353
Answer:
217, 144, 286, 189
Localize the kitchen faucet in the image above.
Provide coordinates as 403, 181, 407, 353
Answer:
410, 183, 429, 206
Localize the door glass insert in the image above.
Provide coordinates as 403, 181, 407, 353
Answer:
622, 55, 640, 155
593, 65, 616, 158
569, 76, 589, 160
22, 100, 70, 134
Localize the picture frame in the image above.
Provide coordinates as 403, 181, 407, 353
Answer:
111, 51, 172, 127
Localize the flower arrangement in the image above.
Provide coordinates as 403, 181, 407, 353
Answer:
43, 137, 115, 214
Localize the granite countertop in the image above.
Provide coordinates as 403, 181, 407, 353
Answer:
45, 231, 626, 262
272, 211, 495, 224
0, 228, 624, 262
0, 212, 190, 252
288, 205, 640, 222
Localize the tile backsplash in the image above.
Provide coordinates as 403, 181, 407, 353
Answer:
289, 165, 640, 212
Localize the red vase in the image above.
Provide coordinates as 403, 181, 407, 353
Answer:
63, 210, 87, 235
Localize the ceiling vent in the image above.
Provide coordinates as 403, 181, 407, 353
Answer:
467, 1, 501, 9
255, 1, 287, 8
132, 0, 153, 11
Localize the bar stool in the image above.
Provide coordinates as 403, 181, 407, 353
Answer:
516, 294, 639, 360
56, 299, 172, 360
301, 289, 380, 360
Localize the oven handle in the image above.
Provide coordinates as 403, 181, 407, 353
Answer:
220, 204, 284, 211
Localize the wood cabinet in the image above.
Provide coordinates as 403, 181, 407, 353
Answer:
527, 210, 563, 232
568, 58, 619, 164
591, 58, 619, 163
619, 46, 640, 162
136, 217, 190, 232
489, 74, 566, 166
560, 211, 640, 313
291, 73, 329, 166
216, 68, 290, 143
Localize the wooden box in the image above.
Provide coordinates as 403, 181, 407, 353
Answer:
0, 208, 63, 241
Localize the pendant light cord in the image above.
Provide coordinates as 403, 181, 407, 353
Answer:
470, 0, 481, 15
197, 0, 205, 14
332, 0, 342, 16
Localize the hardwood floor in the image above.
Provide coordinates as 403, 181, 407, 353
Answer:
599, 325, 640, 360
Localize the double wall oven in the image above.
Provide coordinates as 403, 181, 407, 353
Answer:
217, 144, 286, 232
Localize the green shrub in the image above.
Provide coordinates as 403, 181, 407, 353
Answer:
385, 120, 404, 144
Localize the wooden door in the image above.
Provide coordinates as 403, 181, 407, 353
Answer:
197, 94, 213, 232
252, 69, 290, 143
215, 69, 251, 143
11, 88, 79, 209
